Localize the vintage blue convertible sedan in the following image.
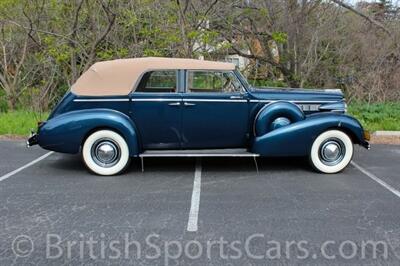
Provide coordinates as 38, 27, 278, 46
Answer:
27, 57, 370, 175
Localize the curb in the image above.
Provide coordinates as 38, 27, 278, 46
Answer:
373, 131, 400, 137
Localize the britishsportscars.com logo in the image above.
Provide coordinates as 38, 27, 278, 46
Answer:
10, 232, 397, 264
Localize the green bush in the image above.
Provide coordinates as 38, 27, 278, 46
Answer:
348, 102, 400, 131
0, 111, 48, 136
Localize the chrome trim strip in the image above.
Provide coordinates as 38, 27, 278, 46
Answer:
168, 102, 181, 106
140, 153, 259, 157
250, 100, 336, 103
74, 98, 338, 103
132, 98, 247, 103
293, 100, 336, 103
73, 98, 129, 102
184, 99, 247, 103
250, 99, 269, 103
131, 98, 181, 102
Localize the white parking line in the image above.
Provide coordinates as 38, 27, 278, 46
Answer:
187, 158, 202, 232
351, 161, 400, 198
0, 152, 54, 182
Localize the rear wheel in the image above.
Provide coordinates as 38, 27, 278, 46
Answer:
309, 130, 353, 174
82, 130, 131, 175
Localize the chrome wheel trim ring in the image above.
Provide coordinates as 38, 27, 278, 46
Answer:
319, 138, 346, 166
91, 138, 121, 168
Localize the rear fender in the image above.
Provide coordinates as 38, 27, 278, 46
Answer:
251, 113, 367, 156
38, 109, 140, 156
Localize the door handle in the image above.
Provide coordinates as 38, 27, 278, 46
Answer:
230, 95, 243, 99
184, 102, 196, 106
168, 102, 181, 106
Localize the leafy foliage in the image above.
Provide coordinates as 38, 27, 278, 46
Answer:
0, 0, 399, 113
0, 111, 49, 135
348, 102, 400, 131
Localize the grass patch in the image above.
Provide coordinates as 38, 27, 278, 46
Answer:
348, 102, 400, 131
0, 102, 399, 136
0, 111, 48, 136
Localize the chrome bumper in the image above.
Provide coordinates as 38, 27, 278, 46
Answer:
27, 133, 38, 147
361, 140, 370, 150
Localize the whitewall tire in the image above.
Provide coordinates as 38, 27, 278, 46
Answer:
309, 130, 353, 174
82, 130, 131, 176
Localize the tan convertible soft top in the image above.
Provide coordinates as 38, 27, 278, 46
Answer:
71, 57, 236, 96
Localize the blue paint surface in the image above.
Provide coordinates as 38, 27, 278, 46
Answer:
36, 70, 368, 156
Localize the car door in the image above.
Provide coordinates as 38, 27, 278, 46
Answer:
181, 70, 250, 149
130, 70, 182, 150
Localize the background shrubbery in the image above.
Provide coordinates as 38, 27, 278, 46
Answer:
348, 102, 400, 131
0, 0, 399, 134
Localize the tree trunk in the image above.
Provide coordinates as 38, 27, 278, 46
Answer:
287, 78, 300, 88
7, 95, 17, 111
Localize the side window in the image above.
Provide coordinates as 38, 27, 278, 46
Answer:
136, 70, 177, 93
187, 71, 242, 93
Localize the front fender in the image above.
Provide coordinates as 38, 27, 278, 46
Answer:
38, 109, 140, 156
251, 113, 368, 156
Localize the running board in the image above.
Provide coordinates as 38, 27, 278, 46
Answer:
139, 148, 259, 157
138, 149, 259, 172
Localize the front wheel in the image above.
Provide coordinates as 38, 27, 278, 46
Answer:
82, 130, 131, 176
309, 130, 353, 174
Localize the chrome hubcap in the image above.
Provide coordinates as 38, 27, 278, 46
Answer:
319, 139, 345, 166
91, 139, 120, 167
322, 143, 340, 161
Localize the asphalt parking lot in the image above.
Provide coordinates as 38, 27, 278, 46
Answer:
1, 140, 400, 265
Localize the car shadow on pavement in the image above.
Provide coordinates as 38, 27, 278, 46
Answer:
45, 153, 312, 175
130, 157, 197, 173
202, 156, 311, 173
46, 155, 198, 175
45, 154, 86, 171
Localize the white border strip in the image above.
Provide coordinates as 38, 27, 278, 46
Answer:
0, 152, 54, 182
351, 161, 400, 198
187, 158, 202, 232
